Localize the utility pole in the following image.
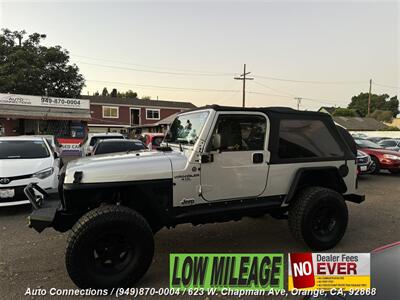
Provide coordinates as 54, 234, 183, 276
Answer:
234, 64, 253, 107
368, 79, 372, 115
294, 97, 302, 110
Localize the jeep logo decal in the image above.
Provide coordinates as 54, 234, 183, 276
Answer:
0, 178, 11, 184
180, 198, 195, 205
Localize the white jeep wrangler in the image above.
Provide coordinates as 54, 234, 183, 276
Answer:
26, 105, 364, 289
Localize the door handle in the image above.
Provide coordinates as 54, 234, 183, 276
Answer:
253, 153, 263, 164
201, 153, 214, 163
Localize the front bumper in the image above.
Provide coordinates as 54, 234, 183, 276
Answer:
25, 183, 78, 233
344, 193, 365, 204
24, 183, 61, 232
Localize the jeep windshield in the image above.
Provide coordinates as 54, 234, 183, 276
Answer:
165, 111, 209, 145
0, 140, 50, 159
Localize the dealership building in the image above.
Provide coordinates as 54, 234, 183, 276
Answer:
0, 93, 91, 137
0, 93, 196, 152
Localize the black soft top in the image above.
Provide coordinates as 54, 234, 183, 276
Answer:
185, 104, 356, 162
187, 104, 329, 119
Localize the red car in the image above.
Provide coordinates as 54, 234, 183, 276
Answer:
355, 139, 400, 174
141, 133, 165, 150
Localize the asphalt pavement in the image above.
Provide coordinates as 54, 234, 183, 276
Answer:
0, 172, 399, 299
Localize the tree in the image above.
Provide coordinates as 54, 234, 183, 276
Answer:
125, 90, 138, 98
141, 96, 151, 100
93, 91, 99, 96
348, 93, 399, 117
110, 88, 117, 97
101, 87, 109, 96
332, 108, 357, 117
369, 110, 393, 122
0, 28, 85, 97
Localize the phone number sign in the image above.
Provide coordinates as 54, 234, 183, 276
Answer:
0, 93, 90, 110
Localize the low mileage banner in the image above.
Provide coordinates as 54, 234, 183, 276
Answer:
170, 253, 284, 291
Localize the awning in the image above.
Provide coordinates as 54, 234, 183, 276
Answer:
0, 104, 91, 121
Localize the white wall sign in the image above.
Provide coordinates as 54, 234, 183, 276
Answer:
0, 93, 90, 110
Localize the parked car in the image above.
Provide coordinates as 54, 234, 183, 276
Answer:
367, 136, 390, 144
27, 105, 363, 289
356, 150, 372, 175
34, 135, 62, 155
378, 139, 400, 151
80, 132, 125, 156
351, 133, 368, 139
0, 136, 59, 207
141, 132, 165, 150
354, 139, 400, 174
92, 139, 147, 155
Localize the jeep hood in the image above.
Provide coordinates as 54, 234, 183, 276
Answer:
64, 150, 185, 184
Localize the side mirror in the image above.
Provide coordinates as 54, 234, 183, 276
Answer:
212, 134, 221, 151
53, 152, 59, 159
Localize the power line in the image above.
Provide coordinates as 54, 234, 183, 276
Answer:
253, 74, 366, 85
76, 61, 232, 77
72, 54, 371, 85
86, 79, 240, 93
252, 81, 296, 97
373, 82, 400, 89
71, 53, 232, 75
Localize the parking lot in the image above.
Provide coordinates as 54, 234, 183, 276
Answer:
0, 172, 398, 299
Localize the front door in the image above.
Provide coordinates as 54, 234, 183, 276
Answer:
130, 108, 140, 126
200, 113, 269, 201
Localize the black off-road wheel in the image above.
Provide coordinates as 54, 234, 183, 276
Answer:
65, 205, 154, 289
288, 187, 348, 250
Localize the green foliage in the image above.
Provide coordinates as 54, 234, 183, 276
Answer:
141, 96, 151, 100
348, 93, 399, 117
124, 90, 138, 98
0, 28, 84, 97
332, 108, 357, 117
368, 110, 393, 122
101, 87, 109, 96
110, 88, 117, 97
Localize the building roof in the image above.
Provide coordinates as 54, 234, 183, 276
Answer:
333, 117, 388, 131
83, 96, 196, 109
318, 106, 337, 114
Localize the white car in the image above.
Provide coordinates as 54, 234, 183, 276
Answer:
0, 136, 60, 207
80, 132, 125, 156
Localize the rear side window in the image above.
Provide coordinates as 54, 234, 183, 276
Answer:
90, 136, 123, 146
379, 140, 397, 147
278, 119, 344, 159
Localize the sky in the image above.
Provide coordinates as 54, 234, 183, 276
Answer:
0, 0, 399, 110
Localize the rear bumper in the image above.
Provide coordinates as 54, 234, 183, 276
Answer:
344, 193, 365, 204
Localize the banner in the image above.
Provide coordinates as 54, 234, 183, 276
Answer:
170, 253, 284, 291
288, 253, 370, 291
0, 93, 90, 110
